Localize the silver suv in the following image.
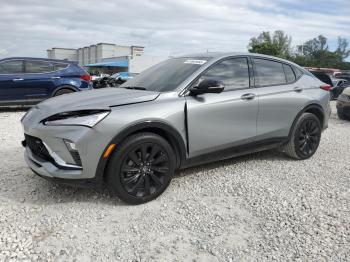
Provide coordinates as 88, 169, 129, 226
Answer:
22, 53, 331, 204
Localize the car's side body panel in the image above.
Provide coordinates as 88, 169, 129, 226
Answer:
185, 90, 258, 157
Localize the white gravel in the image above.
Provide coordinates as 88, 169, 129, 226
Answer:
0, 102, 349, 261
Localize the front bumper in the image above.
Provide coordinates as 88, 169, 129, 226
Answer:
22, 120, 113, 181
24, 146, 83, 179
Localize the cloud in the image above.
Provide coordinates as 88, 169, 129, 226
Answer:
0, 0, 349, 58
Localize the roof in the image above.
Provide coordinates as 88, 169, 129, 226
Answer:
177, 52, 304, 68
86, 60, 129, 67
0, 57, 77, 64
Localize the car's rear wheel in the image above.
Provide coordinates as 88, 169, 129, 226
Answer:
106, 132, 175, 204
283, 113, 321, 160
54, 88, 74, 96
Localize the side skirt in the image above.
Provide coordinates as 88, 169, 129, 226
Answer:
180, 137, 288, 169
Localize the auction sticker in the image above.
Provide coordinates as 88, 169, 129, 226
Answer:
184, 59, 207, 65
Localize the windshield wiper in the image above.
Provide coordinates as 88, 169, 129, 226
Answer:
122, 86, 147, 90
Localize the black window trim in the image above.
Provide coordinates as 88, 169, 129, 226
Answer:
0, 58, 70, 75
250, 56, 303, 88
183, 55, 253, 95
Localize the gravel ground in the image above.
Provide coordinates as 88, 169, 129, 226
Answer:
0, 102, 349, 261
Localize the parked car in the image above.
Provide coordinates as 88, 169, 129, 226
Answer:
336, 87, 350, 120
22, 53, 331, 204
91, 73, 110, 81
0, 57, 92, 106
334, 73, 350, 82
111, 72, 137, 82
92, 76, 121, 89
309, 70, 340, 100
93, 72, 136, 89
332, 78, 349, 98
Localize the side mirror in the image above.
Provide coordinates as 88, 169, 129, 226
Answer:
189, 79, 225, 95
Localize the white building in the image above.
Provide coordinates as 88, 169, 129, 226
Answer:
47, 43, 166, 74
47, 43, 145, 66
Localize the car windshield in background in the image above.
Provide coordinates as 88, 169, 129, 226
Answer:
120, 57, 210, 92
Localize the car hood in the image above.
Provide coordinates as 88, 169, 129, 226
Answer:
37, 88, 160, 114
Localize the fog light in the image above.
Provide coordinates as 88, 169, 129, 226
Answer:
64, 140, 77, 151
64, 139, 82, 166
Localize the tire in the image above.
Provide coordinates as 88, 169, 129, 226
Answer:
106, 132, 175, 204
54, 88, 74, 96
283, 113, 322, 160
338, 111, 350, 120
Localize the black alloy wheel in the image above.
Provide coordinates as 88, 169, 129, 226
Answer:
106, 132, 175, 204
283, 113, 322, 160
295, 118, 321, 157
121, 143, 170, 198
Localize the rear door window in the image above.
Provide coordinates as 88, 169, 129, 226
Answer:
0, 60, 24, 74
253, 58, 286, 86
283, 64, 296, 83
25, 60, 53, 73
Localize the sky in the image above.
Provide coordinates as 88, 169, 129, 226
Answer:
0, 0, 349, 58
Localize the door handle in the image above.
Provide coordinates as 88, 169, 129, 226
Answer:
13, 78, 24, 81
293, 87, 303, 92
51, 76, 61, 79
241, 93, 256, 100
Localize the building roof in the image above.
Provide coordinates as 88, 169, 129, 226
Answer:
86, 60, 129, 67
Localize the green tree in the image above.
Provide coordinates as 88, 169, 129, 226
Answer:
335, 37, 350, 60
248, 30, 292, 58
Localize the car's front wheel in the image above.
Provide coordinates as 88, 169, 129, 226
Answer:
106, 132, 175, 204
283, 113, 322, 160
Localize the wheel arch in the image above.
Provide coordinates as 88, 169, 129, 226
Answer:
52, 85, 78, 97
95, 121, 187, 182
288, 103, 325, 139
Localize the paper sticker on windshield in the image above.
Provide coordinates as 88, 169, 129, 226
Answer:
184, 59, 207, 65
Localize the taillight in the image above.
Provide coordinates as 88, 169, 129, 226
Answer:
80, 74, 91, 81
320, 84, 332, 91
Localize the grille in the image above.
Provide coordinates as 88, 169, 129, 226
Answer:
69, 150, 82, 166
25, 134, 53, 162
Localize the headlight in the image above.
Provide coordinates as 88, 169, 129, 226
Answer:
42, 110, 110, 127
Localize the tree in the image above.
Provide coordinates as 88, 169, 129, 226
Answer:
335, 37, 350, 60
297, 35, 328, 57
248, 30, 292, 58
295, 35, 347, 68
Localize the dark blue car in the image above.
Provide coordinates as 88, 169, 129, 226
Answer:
0, 57, 92, 106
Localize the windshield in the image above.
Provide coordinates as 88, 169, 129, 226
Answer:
120, 57, 210, 92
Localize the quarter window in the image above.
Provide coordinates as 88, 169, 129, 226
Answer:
200, 58, 250, 91
293, 66, 304, 79
53, 63, 68, 71
25, 60, 53, 73
0, 60, 24, 74
283, 64, 296, 84
253, 59, 286, 86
